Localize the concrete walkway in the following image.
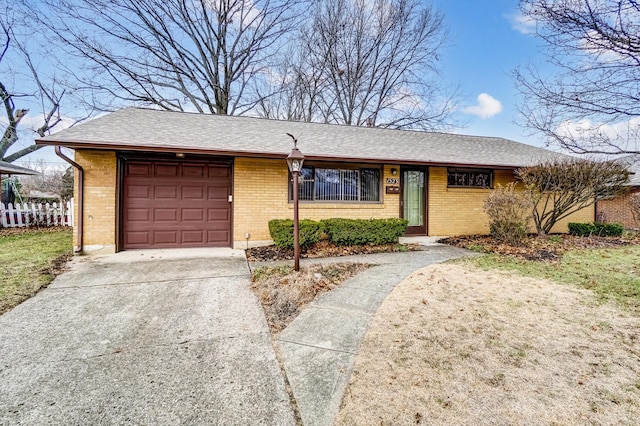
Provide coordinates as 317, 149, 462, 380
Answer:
0, 248, 296, 425
251, 245, 473, 426
1, 244, 471, 425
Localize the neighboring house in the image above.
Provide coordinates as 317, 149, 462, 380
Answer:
0, 161, 38, 205
36, 108, 593, 253
596, 155, 640, 229
26, 190, 62, 203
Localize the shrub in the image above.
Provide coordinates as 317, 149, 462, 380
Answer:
483, 183, 533, 245
568, 222, 624, 237
321, 218, 408, 246
268, 219, 324, 249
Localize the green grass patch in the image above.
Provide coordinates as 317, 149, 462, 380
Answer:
460, 245, 640, 312
0, 228, 73, 314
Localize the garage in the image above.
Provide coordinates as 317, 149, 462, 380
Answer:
122, 159, 232, 249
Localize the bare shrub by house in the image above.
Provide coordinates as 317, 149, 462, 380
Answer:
483, 182, 533, 244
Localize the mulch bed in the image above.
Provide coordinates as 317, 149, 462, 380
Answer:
439, 234, 640, 261
246, 239, 422, 262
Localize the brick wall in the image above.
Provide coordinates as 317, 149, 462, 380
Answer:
233, 158, 400, 247
596, 188, 640, 229
74, 150, 117, 253
72, 152, 598, 253
428, 168, 513, 236
427, 167, 594, 236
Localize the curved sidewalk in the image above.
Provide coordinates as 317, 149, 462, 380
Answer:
273, 246, 473, 426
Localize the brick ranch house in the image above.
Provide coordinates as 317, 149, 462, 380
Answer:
37, 108, 593, 254
596, 155, 640, 229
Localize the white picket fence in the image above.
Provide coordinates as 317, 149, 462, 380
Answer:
1, 200, 74, 228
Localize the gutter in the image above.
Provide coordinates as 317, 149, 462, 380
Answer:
55, 146, 84, 254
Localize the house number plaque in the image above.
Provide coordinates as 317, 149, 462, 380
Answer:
385, 178, 399, 184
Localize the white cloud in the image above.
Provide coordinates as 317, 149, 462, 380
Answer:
505, 12, 536, 35
554, 117, 640, 152
461, 93, 503, 119
15, 112, 76, 135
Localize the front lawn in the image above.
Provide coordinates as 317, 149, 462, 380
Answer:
463, 245, 640, 313
0, 228, 73, 315
337, 242, 640, 424
337, 260, 640, 425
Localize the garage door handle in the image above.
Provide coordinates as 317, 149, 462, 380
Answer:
228, 195, 233, 203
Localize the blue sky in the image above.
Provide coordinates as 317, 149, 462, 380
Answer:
436, 0, 547, 147
13, 0, 551, 169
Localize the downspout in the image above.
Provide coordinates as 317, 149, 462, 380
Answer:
55, 146, 84, 253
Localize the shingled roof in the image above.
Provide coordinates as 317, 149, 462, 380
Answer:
37, 107, 565, 169
0, 161, 38, 175
618, 154, 640, 186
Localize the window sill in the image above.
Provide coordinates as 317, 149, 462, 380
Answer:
288, 203, 386, 209
446, 186, 493, 191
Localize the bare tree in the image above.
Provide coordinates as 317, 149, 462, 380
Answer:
257, 0, 457, 130
0, 14, 66, 162
517, 157, 630, 235
515, 0, 640, 155
34, 0, 305, 115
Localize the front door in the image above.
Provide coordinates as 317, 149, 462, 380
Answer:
401, 168, 427, 235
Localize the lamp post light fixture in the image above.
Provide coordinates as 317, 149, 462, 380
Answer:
286, 133, 305, 271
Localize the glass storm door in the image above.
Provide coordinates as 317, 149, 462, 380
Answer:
401, 169, 426, 235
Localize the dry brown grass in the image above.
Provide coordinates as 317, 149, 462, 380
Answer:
336, 263, 640, 425
250, 263, 369, 332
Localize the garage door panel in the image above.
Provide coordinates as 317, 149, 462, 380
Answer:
155, 209, 178, 222
207, 187, 229, 200
208, 209, 230, 221
127, 163, 152, 177
182, 231, 206, 244
154, 230, 179, 245
127, 185, 150, 199
154, 186, 179, 199
207, 230, 230, 243
207, 221, 231, 230
182, 209, 204, 221
126, 231, 150, 245
183, 165, 206, 178
123, 160, 232, 249
127, 209, 150, 222
209, 166, 231, 178
155, 164, 179, 177
182, 186, 205, 200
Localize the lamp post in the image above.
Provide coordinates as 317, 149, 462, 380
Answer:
286, 134, 304, 271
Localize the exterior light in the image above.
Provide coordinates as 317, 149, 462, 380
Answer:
286, 133, 304, 271
391, 168, 397, 176
286, 147, 305, 173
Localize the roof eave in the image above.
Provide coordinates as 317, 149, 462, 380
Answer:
36, 138, 526, 170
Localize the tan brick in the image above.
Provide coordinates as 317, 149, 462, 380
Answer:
73, 150, 116, 252
233, 158, 400, 244
427, 167, 594, 236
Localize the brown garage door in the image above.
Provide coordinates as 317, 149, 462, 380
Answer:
122, 160, 232, 249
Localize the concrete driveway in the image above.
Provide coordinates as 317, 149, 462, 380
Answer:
0, 249, 296, 425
